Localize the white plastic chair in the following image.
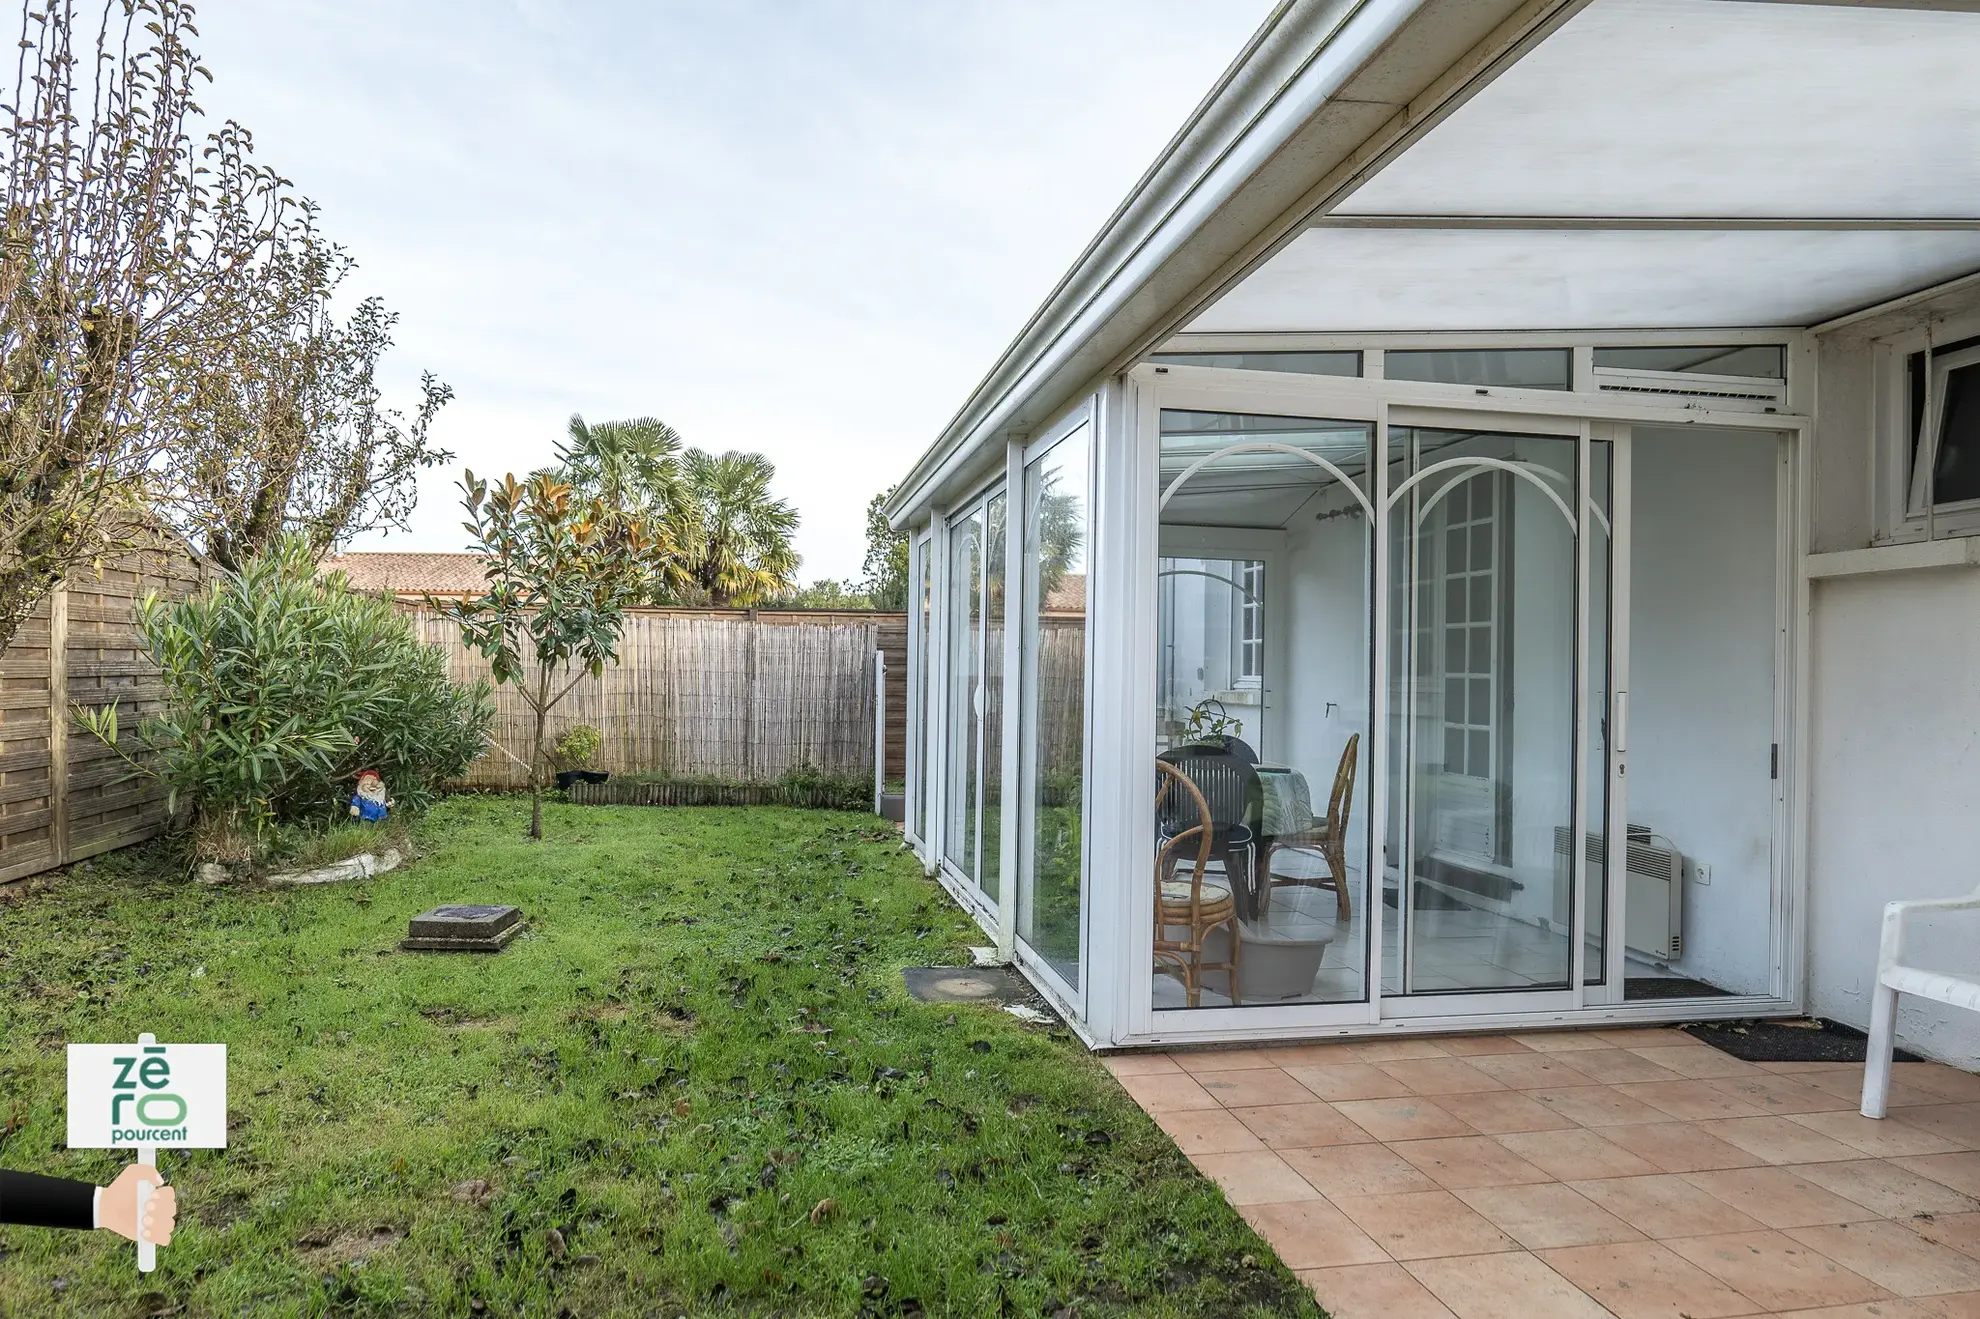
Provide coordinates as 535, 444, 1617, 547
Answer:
1862, 884, 1980, 1118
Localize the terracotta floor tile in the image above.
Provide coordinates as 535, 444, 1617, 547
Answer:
1193, 1066, 1324, 1109
1892, 1100, 1980, 1150
1667, 1229, 1890, 1311
1189, 1149, 1322, 1205
1788, 1220, 1980, 1297
1557, 1048, 1691, 1085
1710, 1074, 1859, 1116
1908, 1212, 1980, 1262
1597, 1121, 1768, 1173
1767, 1302, 1943, 1319
1791, 1110, 1969, 1159
1376, 1057, 1511, 1096
1617, 1079, 1772, 1123
1683, 1166, 1885, 1229
1102, 1052, 1179, 1077
1239, 1197, 1390, 1269
1923, 1292, 1980, 1318
1170, 1047, 1290, 1073
1151, 1106, 1266, 1155
1330, 1189, 1521, 1259
1434, 1088, 1579, 1135
1538, 1239, 1767, 1319
1392, 1135, 1554, 1189
1510, 1031, 1615, 1053
1283, 1061, 1418, 1101
1592, 1027, 1697, 1048
1527, 1084, 1672, 1127
1265, 1042, 1362, 1067
1627, 1045, 1762, 1079
1792, 1159, 1980, 1220
1496, 1127, 1662, 1180
1456, 1182, 1645, 1249
1570, 1174, 1769, 1238
1229, 1101, 1376, 1150
1802, 1069, 1944, 1108
1116, 1070, 1220, 1112
1899, 1066, 1980, 1106
1299, 1261, 1459, 1319
1701, 1116, 1871, 1165
1468, 1052, 1610, 1090
1403, 1250, 1614, 1319
1434, 1034, 1539, 1057
1899, 1153, 1980, 1197
1341, 1038, 1455, 1062
1333, 1095, 1479, 1142
1280, 1143, 1440, 1198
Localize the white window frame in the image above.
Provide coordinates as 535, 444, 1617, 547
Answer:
1870, 308, 1980, 544
1904, 343, 1980, 525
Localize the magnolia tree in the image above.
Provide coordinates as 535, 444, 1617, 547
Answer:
437, 471, 671, 839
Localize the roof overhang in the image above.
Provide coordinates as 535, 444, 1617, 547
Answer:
891, 0, 1980, 527
888, 0, 1593, 525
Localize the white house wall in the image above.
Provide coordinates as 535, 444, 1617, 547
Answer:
1810, 568, 1980, 1069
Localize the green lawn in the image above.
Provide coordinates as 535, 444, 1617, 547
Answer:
0, 797, 1321, 1318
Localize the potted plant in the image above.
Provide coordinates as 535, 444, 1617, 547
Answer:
551, 725, 608, 792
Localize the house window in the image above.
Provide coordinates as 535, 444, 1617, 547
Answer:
1235, 560, 1264, 686
1909, 341, 1980, 513
1439, 476, 1499, 783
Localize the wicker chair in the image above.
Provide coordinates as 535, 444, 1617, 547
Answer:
1158, 743, 1262, 918
1154, 761, 1242, 1007
1262, 733, 1359, 923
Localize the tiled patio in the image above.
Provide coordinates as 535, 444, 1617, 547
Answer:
1106, 1027, 1980, 1319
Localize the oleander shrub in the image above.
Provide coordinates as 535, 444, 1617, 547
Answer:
77, 537, 493, 861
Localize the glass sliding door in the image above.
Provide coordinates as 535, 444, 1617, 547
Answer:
1385, 427, 1590, 999
1152, 409, 1376, 1010
908, 532, 932, 850
943, 510, 983, 879
1017, 426, 1090, 993
941, 489, 1006, 905
980, 494, 1006, 902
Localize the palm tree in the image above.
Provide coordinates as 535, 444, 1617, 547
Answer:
553, 414, 684, 519
677, 448, 800, 606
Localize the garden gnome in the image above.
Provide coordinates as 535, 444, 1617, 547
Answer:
348, 769, 393, 823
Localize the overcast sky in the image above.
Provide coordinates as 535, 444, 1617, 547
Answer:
191, 1, 1274, 582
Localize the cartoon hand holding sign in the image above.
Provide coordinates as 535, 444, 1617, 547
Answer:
63, 1033, 225, 1272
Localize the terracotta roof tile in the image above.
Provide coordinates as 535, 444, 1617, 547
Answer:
323, 552, 490, 596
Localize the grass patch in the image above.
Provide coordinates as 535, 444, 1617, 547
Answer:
0, 797, 1319, 1318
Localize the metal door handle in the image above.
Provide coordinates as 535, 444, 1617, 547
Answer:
1613, 691, 1628, 753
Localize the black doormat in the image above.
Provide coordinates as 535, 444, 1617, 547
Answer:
1684, 1017, 1921, 1064
1626, 975, 1735, 1001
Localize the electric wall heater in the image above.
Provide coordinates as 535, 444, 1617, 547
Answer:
1552, 824, 1685, 962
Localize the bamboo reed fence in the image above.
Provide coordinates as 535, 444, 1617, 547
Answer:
406, 609, 907, 790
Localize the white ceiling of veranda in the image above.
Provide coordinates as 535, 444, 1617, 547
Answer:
1187, 0, 1980, 334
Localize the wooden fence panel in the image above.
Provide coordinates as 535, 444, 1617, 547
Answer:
0, 539, 205, 885
408, 609, 888, 790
